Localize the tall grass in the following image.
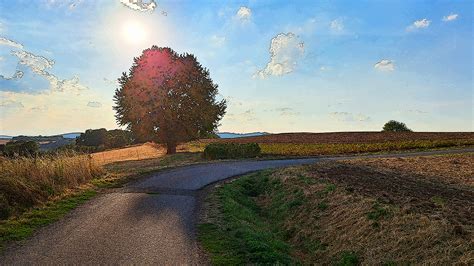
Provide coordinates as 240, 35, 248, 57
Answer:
0, 153, 103, 219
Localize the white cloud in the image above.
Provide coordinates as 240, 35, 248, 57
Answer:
254, 33, 304, 78
11, 50, 54, 75
87, 101, 102, 108
330, 112, 370, 122
9, 49, 87, 93
69, 0, 82, 10
0, 37, 24, 49
236, 6, 251, 21
0, 70, 24, 80
374, 59, 395, 72
120, 0, 157, 12
330, 18, 344, 32
442, 13, 458, 22
407, 18, 431, 31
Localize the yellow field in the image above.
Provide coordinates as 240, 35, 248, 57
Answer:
90, 142, 200, 165
90, 142, 165, 165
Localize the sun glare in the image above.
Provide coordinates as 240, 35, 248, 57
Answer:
121, 20, 148, 44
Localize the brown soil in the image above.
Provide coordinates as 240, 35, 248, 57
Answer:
205, 132, 474, 144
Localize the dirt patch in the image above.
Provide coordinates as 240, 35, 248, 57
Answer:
306, 156, 473, 227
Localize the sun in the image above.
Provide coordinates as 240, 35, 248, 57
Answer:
121, 20, 148, 44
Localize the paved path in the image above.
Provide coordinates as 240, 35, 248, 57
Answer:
1, 148, 472, 264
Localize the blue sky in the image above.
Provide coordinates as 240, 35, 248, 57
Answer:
0, 0, 472, 135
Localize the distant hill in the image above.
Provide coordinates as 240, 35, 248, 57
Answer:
217, 132, 270, 139
0, 135, 12, 139
61, 133, 81, 139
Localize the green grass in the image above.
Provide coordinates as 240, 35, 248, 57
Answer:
431, 196, 445, 207
0, 189, 96, 252
198, 171, 296, 265
198, 170, 344, 264
366, 203, 391, 227
337, 251, 359, 266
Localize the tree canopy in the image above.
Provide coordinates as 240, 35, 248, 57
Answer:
382, 120, 412, 132
113, 46, 226, 154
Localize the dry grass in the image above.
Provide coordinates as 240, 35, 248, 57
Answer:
0, 153, 103, 219
90, 142, 199, 166
344, 153, 474, 187
254, 154, 473, 264
90, 142, 165, 165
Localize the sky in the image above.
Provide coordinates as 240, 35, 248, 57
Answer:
0, 0, 472, 136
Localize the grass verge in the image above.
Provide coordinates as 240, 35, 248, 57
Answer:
0, 189, 96, 252
199, 154, 473, 264
198, 170, 301, 264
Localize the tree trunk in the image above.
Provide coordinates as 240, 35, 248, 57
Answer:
166, 142, 177, 154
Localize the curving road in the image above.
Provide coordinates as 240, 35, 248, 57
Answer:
1, 148, 472, 264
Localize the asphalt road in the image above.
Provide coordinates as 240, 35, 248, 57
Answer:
1, 148, 472, 265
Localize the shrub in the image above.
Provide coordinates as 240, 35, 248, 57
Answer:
75, 128, 134, 150
203, 143, 261, 159
382, 120, 412, 132
0, 141, 39, 158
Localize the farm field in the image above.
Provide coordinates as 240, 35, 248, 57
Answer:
90, 142, 200, 165
199, 153, 474, 264
203, 132, 474, 144
194, 132, 474, 156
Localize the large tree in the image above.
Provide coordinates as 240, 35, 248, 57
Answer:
113, 46, 226, 154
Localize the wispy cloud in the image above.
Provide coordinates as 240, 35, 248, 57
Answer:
236, 6, 251, 21
226, 109, 257, 122
0, 100, 24, 109
210, 35, 226, 47
330, 112, 371, 122
30, 105, 49, 112
0, 37, 24, 49
87, 101, 102, 108
254, 33, 304, 79
273, 107, 300, 116
407, 18, 430, 31
120, 0, 157, 12
374, 59, 395, 72
330, 18, 344, 32
442, 13, 458, 22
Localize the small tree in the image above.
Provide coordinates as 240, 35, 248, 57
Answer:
76, 128, 108, 147
382, 120, 412, 132
113, 46, 226, 154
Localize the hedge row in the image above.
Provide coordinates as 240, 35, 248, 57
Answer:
203, 143, 261, 159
